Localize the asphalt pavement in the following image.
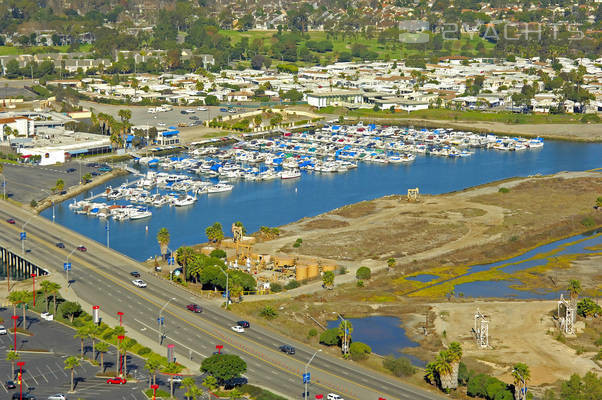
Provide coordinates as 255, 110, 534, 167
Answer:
0, 200, 445, 400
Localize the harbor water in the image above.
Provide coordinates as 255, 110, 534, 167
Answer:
42, 140, 602, 265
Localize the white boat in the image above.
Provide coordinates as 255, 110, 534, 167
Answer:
207, 183, 234, 193
129, 209, 152, 219
281, 169, 301, 179
173, 194, 196, 206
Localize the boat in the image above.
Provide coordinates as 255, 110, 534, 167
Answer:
129, 208, 152, 219
281, 169, 301, 179
207, 183, 234, 193
173, 194, 196, 207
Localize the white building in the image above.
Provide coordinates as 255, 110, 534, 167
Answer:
307, 90, 363, 109
0, 116, 34, 142
156, 129, 180, 146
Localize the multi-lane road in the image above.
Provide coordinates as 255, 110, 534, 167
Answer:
0, 200, 443, 400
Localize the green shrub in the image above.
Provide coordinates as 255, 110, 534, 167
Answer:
356, 266, 371, 280
577, 298, 602, 317
383, 355, 416, 377
240, 384, 287, 400
209, 249, 227, 258
144, 388, 170, 398
284, 280, 300, 290
498, 187, 510, 193
356, 280, 364, 287
581, 217, 596, 228
308, 328, 318, 338
270, 283, 283, 293
259, 305, 278, 320
319, 328, 339, 346
349, 341, 371, 361
138, 347, 151, 356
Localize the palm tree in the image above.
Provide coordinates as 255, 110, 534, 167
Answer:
40, 280, 54, 312
64, 356, 80, 392
88, 323, 100, 361
157, 228, 170, 259
95, 341, 109, 371
182, 377, 196, 400
447, 342, 462, 389
19, 290, 31, 325
387, 258, 396, 269
434, 350, 454, 390
6, 351, 20, 374
512, 363, 530, 400
74, 324, 90, 359
186, 384, 203, 400
424, 361, 437, 385
567, 279, 581, 300
45, 281, 61, 314
8, 290, 25, 317
162, 362, 183, 398
119, 338, 135, 377
337, 319, 353, 355
144, 355, 162, 387
176, 246, 195, 282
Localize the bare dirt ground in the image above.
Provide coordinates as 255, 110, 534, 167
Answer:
427, 300, 601, 386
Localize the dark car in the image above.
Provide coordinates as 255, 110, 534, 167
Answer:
77, 245, 87, 252
186, 304, 202, 313
6, 218, 16, 224
279, 344, 295, 355
56, 242, 65, 248
91, 171, 100, 176
5, 380, 16, 389
237, 320, 250, 328
130, 271, 141, 278
13, 393, 35, 399
66, 168, 76, 173
223, 377, 247, 390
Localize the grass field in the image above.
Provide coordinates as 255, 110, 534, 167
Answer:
0, 44, 93, 56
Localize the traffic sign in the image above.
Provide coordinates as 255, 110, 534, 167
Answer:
63, 262, 71, 271
157, 317, 164, 325
302, 373, 310, 383
168, 257, 175, 265
20, 232, 26, 240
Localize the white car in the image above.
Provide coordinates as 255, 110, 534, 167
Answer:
197, 107, 207, 111
41, 312, 54, 321
167, 375, 183, 383
132, 279, 147, 288
48, 394, 68, 400
231, 325, 244, 333
327, 394, 344, 400
0, 325, 6, 335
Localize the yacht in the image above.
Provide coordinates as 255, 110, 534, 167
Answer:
207, 183, 234, 193
129, 208, 152, 220
173, 194, 196, 207
281, 169, 301, 179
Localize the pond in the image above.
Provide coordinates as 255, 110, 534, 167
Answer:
406, 274, 439, 283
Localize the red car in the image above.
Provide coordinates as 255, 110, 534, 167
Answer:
6, 218, 15, 224
77, 246, 87, 252
186, 304, 202, 313
106, 377, 127, 384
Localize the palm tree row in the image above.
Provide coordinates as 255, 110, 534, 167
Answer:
425, 341, 463, 391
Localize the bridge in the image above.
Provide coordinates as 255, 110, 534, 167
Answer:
0, 200, 443, 400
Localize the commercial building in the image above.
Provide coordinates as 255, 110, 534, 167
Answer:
307, 90, 363, 109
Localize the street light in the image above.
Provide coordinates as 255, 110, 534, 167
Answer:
11, 315, 18, 351
20, 215, 35, 255
17, 361, 25, 400
151, 384, 159, 400
117, 311, 124, 326
117, 335, 125, 376
158, 297, 176, 343
64, 246, 78, 286
40, 189, 55, 223
30, 273, 36, 306
217, 265, 229, 309
333, 312, 349, 356
304, 349, 321, 400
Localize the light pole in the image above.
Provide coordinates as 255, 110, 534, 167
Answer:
117, 335, 125, 376
333, 312, 349, 356
41, 189, 54, 223
512, 369, 527, 400
17, 360, 25, 400
304, 349, 321, 400
217, 265, 229, 309
151, 384, 159, 400
158, 297, 176, 343
65, 247, 77, 286
21, 215, 34, 255
2, 174, 5, 200
30, 273, 36, 306
117, 311, 124, 326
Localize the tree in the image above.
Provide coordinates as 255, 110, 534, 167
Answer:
259, 305, 277, 320
82, 173, 93, 183
425, 361, 437, 386
338, 320, 353, 354
202, 375, 218, 391
40, 280, 54, 312
201, 354, 247, 383
512, 363, 530, 400
319, 328, 339, 346
577, 298, 602, 318
567, 279, 581, 300
383, 355, 416, 377
387, 258, 396, 269
144, 355, 162, 387
447, 342, 462, 389
176, 246, 195, 282
96, 341, 109, 370
61, 301, 82, 322
74, 324, 91, 359
65, 356, 80, 392
88, 323, 100, 363
6, 351, 20, 374
157, 227, 170, 258
182, 377, 196, 400
356, 266, 371, 280
349, 341, 371, 361
54, 179, 65, 193
8, 290, 30, 323
46, 281, 61, 314
322, 270, 335, 289
205, 222, 224, 243
434, 350, 454, 390
119, 337, 135, 377
162, 362, 184, 398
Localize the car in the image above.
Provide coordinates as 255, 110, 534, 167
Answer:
13, 393, 35, 399
56, 242, 65, 248
0, 325, 7, 335
167, 375, 183, 383
130, 271, 141, 278
231, 325, 244, 333
327, 394, 344, 400
237, 320, 250, 328
132, 279, 147, 288
197, 107, 207, 111
40, 312, 53, 321
98, 166, 112, 172
279, 344, 295, 355
219, 108, 228, 112
186, 304, 202, 313
48, 395, 68, 400
158, 122, 166, 127
223, 377, 247, 389
91, 171, 100, 176
106, 377, 127, 384
66, 168, 76, 173
5, 380, 16, 389
76, 245, 87, 252
6, 218, 15, 224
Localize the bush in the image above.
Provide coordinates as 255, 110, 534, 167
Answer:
137, 347, 151, 356
383, 355, 416, 377
308, 328, 318, 338
319, 328, 339, 346
356, 266, 371, 280
259, 305, 278, 320
356, 280, 364, 287
209, 249, 227, 258
577, 298, 602, 317
144, 388, 170, 398
349, 341, 371, 361
240, 384, 287, 400
581, 216, 596, 228
30, 199, 38, 207
498, 187, 510, 193
458, 362, 471, 386
270, 283, 283, 293
284, 280, 300, 290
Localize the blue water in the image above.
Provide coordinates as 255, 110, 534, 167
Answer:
406, 274, 439, 283
42, 140, 602, 263
326, 316, 423, 366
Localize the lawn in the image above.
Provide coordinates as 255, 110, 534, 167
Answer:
0, 44, 93, 56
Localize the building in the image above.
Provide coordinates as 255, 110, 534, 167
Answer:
0, 116, 35, 142
374, 98, 429, 112
156, 129, 180, 146
307, 90, 363, 109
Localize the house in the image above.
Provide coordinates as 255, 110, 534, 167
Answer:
374, 98, 429, 112
156, 129, 180, 146
0, 116, 34, 141
307, 90, 363, 108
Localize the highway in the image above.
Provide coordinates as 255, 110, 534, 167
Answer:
0, 200, 444, 400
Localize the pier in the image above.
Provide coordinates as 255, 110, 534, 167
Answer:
0, 243, 49, 281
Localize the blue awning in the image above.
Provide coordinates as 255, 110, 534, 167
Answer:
69, 149, 88, 155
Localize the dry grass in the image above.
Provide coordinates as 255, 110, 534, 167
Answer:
302, 218, 350, 230
330, 200, 377, 218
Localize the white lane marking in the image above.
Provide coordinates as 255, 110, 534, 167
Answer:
134, 318, 207, 358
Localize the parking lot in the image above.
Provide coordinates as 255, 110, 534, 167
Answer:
0, 307, 200, 399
